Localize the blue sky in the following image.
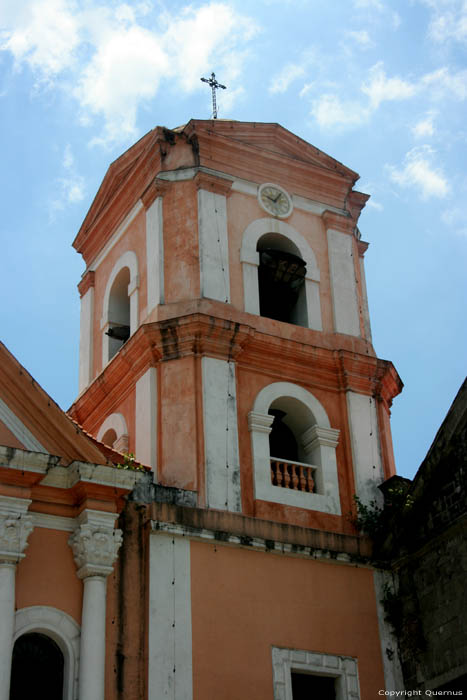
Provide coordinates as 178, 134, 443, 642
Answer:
1, 0, 466, 479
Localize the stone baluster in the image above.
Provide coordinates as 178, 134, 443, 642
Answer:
69, 510, 122, 700
0, 496, 34, 700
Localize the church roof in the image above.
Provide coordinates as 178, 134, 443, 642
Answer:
0, 342, 135, 467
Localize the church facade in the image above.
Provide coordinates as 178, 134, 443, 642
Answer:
1, 120, 404, 699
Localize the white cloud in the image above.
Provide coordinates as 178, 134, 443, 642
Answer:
366, 199, 383, 211
0, 0, 80, 82
269, 63, 305, 94
412, 112, 436, 139
311, 94, 370, 128
361, 62, 417, 108
387, 146, 450, 199
0, 1, 258, 144
422, 67, 467, 100
49, 144, 85, 218
345, 29, 374, 48
425, 0, 467, 43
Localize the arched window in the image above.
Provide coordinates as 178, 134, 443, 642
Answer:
13, 606, 80, 700
97, 412, 129, 453
257, 233, 307, 326
107, 267, 130, 359
10, 632, 64, 700
248, 382, 340, 514
240, 218, 322, 331
101, 251, 139, 365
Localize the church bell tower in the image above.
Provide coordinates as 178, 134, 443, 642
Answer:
70, 119, 402, 534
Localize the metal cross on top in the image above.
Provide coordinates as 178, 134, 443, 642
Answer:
200, 72, 226, 119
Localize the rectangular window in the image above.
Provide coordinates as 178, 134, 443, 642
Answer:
292, 672, 336, 699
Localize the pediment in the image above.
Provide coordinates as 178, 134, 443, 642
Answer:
185, 120, 359, 181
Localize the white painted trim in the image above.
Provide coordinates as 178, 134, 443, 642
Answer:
240, 218, 322, 331
373, 571, 404, 691
148, 532, 192, 700
96, 412, 128, 445
101, 249, 139, 365
78, 287, 94, 393
88, 200, 143, 272
32, 513, 76, 532
151, 521, 359, 565
326, 229, 360, 337
202, 357, 241, 511
359, 256, 372, 342
0, 446, 55, 473
346, 392, 384, 505
156, 167, 348, 217
146, 196, 165, 313
249, 382, 341, 515
0, 399, 46, 452
271, 646, 360, 700
39, 461, 146, 490
135, 368, 157, 470
198, 189, 231, 303
14, 606, 80, 700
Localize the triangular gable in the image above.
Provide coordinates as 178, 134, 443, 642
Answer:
184, 119, 359, 182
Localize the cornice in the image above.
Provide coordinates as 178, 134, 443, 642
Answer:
140, 177, 172, 209
193, 170, 233, 196
321, 209, 354, 235
357, 240, 369, 257
78, 270, 95, 298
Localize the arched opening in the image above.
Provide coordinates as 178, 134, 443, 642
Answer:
101, 428, 117, 448
248, 382, 341, 514
268, 396, 317, 494
10, 632, 64, 700
257, 233, 307, 326
106, 267, 130, 360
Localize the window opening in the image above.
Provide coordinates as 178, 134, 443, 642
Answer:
106, 267, 130, 359
291, 672, 336, 700
257, 234, 306, 326
101, 428, 117, 448
268, 401, 317, 494
10, 632, 64, 700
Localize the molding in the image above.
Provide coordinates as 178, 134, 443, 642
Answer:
0, 398, 46, 452
151, 520, 357, 565
156, 166, 349, 216
0, 445, 55, 473
39, 461, 146, 491
32, 512, 76, 532
77, 270, 95, 297
247, 411, 274, 434
321, 210, 354, 235
96, 412, 128, 444
194, 170, 233, 196
140, 178, 171, 209
14, 606, 80, 700
271, 646, 360, 700
88, 200, 143, 273
302, 425, 340, 451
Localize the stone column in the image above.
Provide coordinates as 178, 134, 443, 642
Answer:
0, 496, 33, 700
69, 510, 122, 700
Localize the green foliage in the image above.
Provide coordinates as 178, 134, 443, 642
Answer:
352, 495, 385, 537
351, 481, 414, 538
115, 452, 145, 471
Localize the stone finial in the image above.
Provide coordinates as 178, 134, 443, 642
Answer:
0, 496, 34, 564
68, 510, 122, 579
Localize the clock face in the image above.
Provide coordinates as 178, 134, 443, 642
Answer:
258, 183, 292, 218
